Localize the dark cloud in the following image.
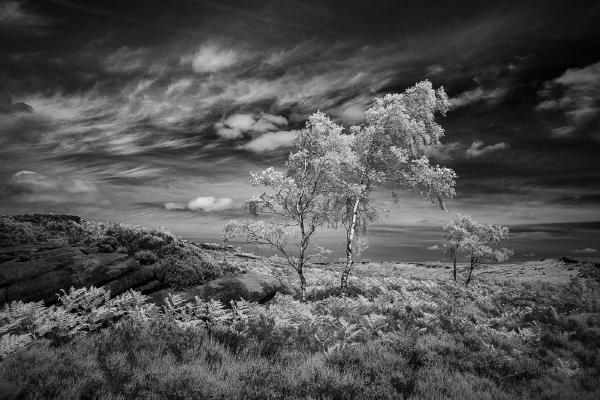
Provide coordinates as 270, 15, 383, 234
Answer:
0, 0, 599, 258
0, 1, 52, 32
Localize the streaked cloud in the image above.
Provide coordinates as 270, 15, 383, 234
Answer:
0, 1, 51, 30
103, 46, 149, 73
339, 102, 366, 124
188, 196, 233, 212
184, 43, 240, 73
465, 140, 509, 158
425, 142, 462, 161
165, 78, 194, 96
572, 247, 597, 254
2, 170, 99, 203
536, 60, 600, 139
240, 130, 298, 153
426, 64, 444, 76
164, 202, 187, 211
164, 196, 235, 213
450, 86, 508, 109
215, 112, 288, 140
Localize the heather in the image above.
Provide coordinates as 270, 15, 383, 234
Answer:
1, 263, 598, 400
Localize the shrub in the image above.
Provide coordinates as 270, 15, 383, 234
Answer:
134, 250, 158, 265
40, 219, 87, 244
115, 246, 129, 254
96, 236, 119, 253
156, 252, 227, 288
104, 223, 174, 249
0, 217, 49, 246
136, 234, 165, 251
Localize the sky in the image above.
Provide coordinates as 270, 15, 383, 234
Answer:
0, 0, 599, 261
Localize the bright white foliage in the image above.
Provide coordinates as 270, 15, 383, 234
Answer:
348, 80, 456, 209
225, 112, 353, 299
0, 287, 154, 358
443, 214, 513, 282
331, 81, 456, 288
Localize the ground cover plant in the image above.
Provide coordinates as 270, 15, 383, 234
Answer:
1, 262, 598, 400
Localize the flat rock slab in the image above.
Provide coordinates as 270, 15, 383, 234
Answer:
0, 242, 152, 305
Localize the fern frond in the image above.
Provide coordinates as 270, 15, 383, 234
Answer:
0, 333, 33, 359
57, 286, 110, 313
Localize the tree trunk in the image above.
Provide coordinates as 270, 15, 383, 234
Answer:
341, 197, 362, 292
465, 258, 475, 286
297, 214, 308, 302
452, 254, 457, 281
298, 268, 307, 302
340, 261, 351, 291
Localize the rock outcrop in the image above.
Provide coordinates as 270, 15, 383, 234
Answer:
150, 272, 283, 306
0, 242, 154, 304
0, 241, 283, 306
1, 213, 284, 306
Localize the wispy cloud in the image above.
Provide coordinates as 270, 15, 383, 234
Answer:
425, 142, 462, 161
2, 170, 100, 203
165, 196, 234, 212
103, 46, 149, 73
572, 247, 597, 254
425, 140, 508, 161
184, 43, 240, 73
465, 140, 509, 158
214, 112, 288, 140
450, 86, 509, 109
188, 196, 233, 211
536, 60, 600, 139
0, 1, 51, 31
426, 64, 444, 76
240, 130, 298, 153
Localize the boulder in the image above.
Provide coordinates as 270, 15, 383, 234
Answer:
152, 272, 283, 306
0, 242, 159, 305
200, 242, 235, 251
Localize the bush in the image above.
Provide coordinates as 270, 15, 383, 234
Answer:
157, 252, 227, 288
104, 223, 174, 250
0, 217, 49, 246
96, 236, 119, 253
136, 234, 165, 251
40, 219, 87, 244
134, 250, 158, 265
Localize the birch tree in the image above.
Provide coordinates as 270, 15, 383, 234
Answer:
442, 214, 512, 285
336, 80, 457, 291
224, 112, 352, 301
462, 220, 512, 286
442, 213, 473, 281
